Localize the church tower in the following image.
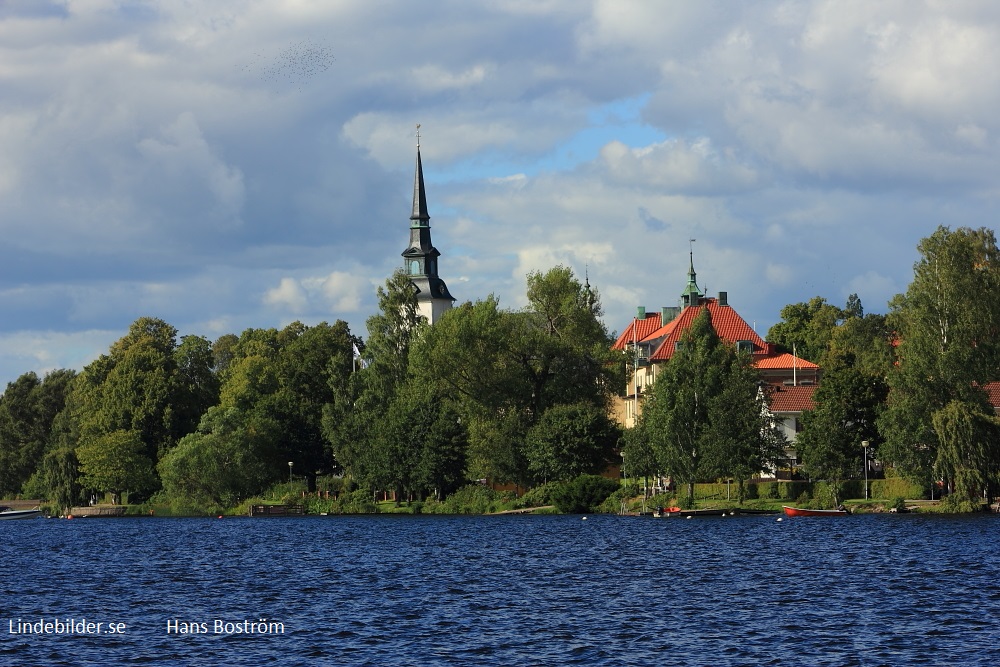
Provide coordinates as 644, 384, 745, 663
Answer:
680, 241, 704, 308
402, 129, 455, 324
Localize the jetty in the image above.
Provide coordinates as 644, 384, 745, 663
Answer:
249, 504, 304, 517
68, 504, 127, 517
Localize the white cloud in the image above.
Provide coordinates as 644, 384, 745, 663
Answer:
263, 277, 308, 313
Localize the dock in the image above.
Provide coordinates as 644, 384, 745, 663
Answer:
249, 504, 305, 517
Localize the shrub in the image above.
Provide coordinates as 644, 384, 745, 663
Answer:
550, 475, 621, 513
940, 494, 983, 513
886, 497, 906, 512
871, 478, 926, 500
440, 484, 502, 514
518, 482, 559, 509
757, 482, 778, 500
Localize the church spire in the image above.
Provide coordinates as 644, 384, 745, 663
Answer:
411, 124, 429, 225
401, 125, 455, 324
681, 238, 703, 307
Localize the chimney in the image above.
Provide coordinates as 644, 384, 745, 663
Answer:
636, 306, 646, 319
661, 306, 680, 326
718, 291, 728, 307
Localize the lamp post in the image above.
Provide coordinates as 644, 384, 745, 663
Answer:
861, 441, 870, 500
288, 461, 293, 497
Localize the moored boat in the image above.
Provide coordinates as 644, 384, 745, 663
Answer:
653, 506, 682, 518
0, 507, 43, 520
782, 505, 849, 517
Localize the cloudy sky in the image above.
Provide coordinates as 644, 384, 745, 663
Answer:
1, 0, 997, 387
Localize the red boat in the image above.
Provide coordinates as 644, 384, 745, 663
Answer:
782, 505, 849, 517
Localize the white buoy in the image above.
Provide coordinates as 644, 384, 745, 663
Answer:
777, 517, 783, 522
582, 516, 587, 520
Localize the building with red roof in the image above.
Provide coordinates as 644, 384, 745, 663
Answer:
611, 254, 819, 477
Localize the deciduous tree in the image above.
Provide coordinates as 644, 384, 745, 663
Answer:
879, 226, 1000, 490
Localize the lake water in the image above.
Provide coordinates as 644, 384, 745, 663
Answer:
2, 512, 999, 666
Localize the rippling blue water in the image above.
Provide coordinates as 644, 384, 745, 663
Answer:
3, 512, 999, 666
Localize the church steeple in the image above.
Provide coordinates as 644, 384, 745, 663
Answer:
681, 239, 703, 307
401, 126, 455, 324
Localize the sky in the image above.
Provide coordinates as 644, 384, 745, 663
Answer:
1, 0, 998, 388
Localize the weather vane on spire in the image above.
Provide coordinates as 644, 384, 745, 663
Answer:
416, 123, 421, 149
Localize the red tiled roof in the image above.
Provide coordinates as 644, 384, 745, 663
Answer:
612, 313, 666, 350
984, 382, 1000, 408
613, 298, 818, 377
754, 352, 819, 371
765, 385, 816, 413
648, 298, 765, 361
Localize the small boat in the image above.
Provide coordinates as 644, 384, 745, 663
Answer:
782, 505, 849, 517
0, 507, 43, 520
653, 506, 682, 518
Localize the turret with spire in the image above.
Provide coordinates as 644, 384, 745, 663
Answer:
681, 239, 704, 307
401, 125, 455, 324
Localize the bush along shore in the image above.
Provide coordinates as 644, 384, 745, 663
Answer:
24, 474, 988, 518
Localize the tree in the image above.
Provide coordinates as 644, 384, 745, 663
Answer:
524, 402, 620, 484
406, 266, 624, 487
158, 406, 281, 509
0, 369, 76, 497
69, 318, 183, 470
325, 270, 425, 492
767, 296, 846, 364
824, 312, 894, 379
173, 335, 220, 438
272, 321, 356, 490
703, 351, 785, 503
932, 400, 1000, 503
620, 424, 658, 495
638, 309, 779, 503
76, 430, 156, 504
550, 474, 620, 513
639, 309, 725, 502
796, 353, 888, 504
879, 226, 1000, 489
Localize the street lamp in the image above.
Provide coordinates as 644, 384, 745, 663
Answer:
861, 441, 870, 500
288, 461, 293, 497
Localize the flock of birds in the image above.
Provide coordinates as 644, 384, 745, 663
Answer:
238, 39, 335, 91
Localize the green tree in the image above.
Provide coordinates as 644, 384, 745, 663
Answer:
69, 318, 184, 470
639, 309, 725, 502
550, 474, 620, 513
796, 353, 888, 504
620, 424, 658, 496
879, 226, 1000, 488
0, 369, 77, 498
158, 406, 281, 509
76, 429, 156, 504
932, 400, 1000, 503
325, 271, 424, 492
767, 296, 846, 364
638, 309, 779, 503
524, 402, 620, 484
37, 447, 81, 511
273, 321, 356, 490
406, 266, 624, 487
824, 312, 894, 378
703, 350, 785, 503
173, 335, 220, 438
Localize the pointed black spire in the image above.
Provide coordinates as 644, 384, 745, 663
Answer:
411, 143, 429, 225
401, 126, 455, 323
